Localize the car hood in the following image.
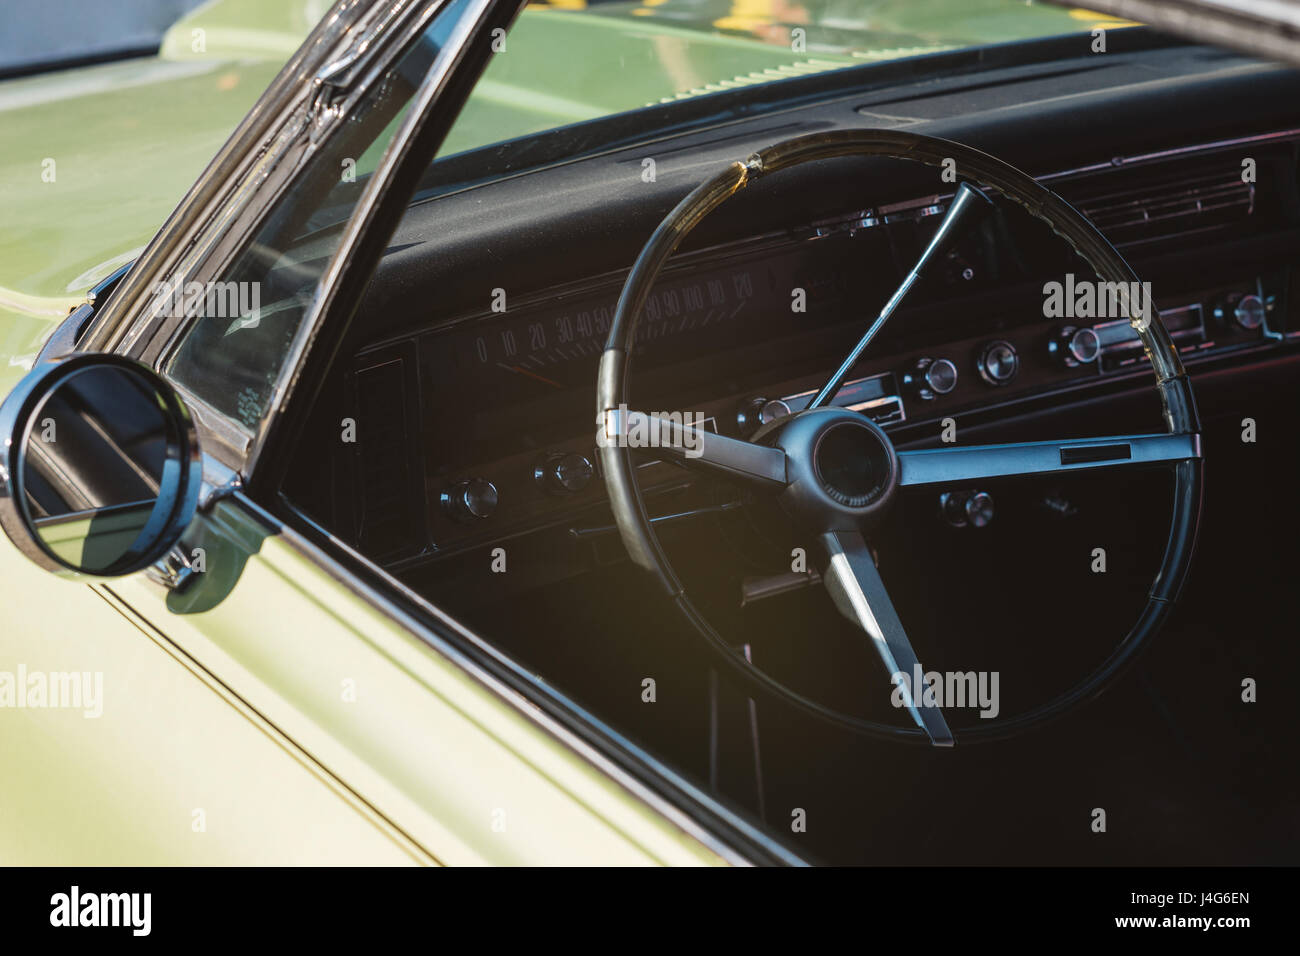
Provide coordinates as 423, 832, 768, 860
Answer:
0, 0, 1108, 366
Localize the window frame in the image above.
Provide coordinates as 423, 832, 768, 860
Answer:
81, 0, 475, 470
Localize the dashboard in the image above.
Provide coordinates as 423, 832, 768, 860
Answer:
342, 138, 1297, 566
312, 43, 1300, 576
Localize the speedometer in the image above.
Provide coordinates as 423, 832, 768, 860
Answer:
438, 241, 850, 398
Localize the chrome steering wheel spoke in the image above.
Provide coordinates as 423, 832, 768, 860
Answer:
898, 433, 1202, 487
603, 408, 788, 491
818, 529, 954, 747
809, 182, 994, 410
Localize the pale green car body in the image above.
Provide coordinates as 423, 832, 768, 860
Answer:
0, 0, 1101, 864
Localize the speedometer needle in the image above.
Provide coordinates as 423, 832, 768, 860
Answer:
499, 362, 564, 389
808, 182, 994, 410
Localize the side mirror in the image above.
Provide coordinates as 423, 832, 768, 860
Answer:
0, 355, 202, 578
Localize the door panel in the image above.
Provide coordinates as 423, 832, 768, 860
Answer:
105, 496, 729, 866
0, 534, 421, 865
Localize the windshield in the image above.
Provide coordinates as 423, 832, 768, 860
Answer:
436, 0, 1134, 160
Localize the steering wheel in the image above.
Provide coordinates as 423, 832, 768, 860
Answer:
597, 129, 1203, 746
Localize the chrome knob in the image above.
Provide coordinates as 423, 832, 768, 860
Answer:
736, 397, 766, 436
1049, 326, 1100, 367
737, 397, 790, 436
905, 357, 958, 400
1233, 293, 1265, 330
760, 398, 791, 423
534, 452, 593, 495
977, 340, 1019, 386
441, 478, 498, 521
941, 490, 994, 528
1212, 292, 1266, 331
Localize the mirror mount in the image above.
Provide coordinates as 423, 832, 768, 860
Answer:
144, 543, 203, 594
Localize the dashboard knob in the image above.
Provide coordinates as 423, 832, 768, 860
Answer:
535, 452, 593, 495
1049, 326, 1100, 367
941, 490, 994, 528
977, 340, 1019, 386
736, 396, 767, 436
1212, 292, 1266, 331
440, 477, 498, 522
904, 357, 958, 400
1234, 294, 1266, 330
760, 398, 791, 424
737, 396, 790, 436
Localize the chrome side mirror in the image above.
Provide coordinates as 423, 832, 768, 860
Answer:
0, 355, 201, 578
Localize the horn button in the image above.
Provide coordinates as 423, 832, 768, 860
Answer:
774, 408, 900, 527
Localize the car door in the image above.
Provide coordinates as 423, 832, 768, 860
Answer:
0, 0, 794, 865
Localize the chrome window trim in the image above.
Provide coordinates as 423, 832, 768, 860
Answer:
82, 0, 372, 354
241, 0, 506, 476
85, 0, 457, 365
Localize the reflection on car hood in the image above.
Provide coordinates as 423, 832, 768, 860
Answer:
1043, 0, 1300, 67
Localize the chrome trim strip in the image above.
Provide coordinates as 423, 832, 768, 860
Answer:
1036, 127, 1300, 183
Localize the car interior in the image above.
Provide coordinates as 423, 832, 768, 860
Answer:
269, 29, 1300, 864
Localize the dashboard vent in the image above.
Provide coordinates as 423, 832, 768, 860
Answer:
1056, 152, 1255, 249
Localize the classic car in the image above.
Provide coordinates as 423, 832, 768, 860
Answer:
0, 0, 1296, 867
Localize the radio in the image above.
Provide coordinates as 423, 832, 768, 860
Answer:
1097, 277, 1278, 372
1096, 302, 1205, 371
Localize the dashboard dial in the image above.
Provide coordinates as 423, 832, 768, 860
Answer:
441, 478, 498, 522
905, 357, 958, 400
1050, 326, 1100, 366
535, 452, 594, 495
1232, 293, 1266, 330
977, 340, 1019, 386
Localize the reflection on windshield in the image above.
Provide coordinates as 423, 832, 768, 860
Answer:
436, 0, 1134, 159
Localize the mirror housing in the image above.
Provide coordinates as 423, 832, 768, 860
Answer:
0, 354, 202, 578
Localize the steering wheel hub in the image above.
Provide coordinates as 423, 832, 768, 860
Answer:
773, 408, 899, 527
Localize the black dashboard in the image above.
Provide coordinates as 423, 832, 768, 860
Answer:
295, 38, 1300, 581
